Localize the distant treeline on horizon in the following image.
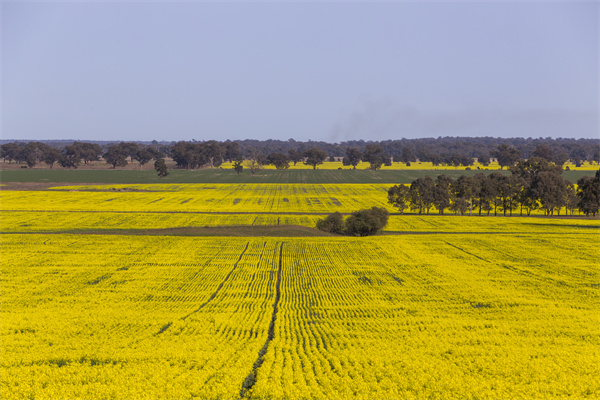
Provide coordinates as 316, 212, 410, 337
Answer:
2, 137, 599, 159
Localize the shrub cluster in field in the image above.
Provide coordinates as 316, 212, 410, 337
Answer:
316, 207, 389, 236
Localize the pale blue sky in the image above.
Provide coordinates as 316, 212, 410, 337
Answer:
2, 1, 598, 142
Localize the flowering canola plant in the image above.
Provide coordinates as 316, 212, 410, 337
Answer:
1, 232, 598, 399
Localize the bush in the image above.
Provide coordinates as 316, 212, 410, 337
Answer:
317, 207, 389, 236
344, 207, 389, 236
316, 212, 344, 234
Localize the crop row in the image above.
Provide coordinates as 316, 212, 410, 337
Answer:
1, 234, 598, 399
250, 235, 599, 399
1, 237, 282, 399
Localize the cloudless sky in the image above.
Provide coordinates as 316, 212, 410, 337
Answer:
2, 1, 598, 142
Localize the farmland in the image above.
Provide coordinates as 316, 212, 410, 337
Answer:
0, 165, 595, 185
1, 181, 599, 399
1, 182, 593, 217
2, 210, 599, 235
1, 234, 598, 399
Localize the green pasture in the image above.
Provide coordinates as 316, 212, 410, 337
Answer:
1, 167, 595, 185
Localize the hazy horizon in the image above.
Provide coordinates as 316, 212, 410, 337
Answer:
3, 2, 598, 142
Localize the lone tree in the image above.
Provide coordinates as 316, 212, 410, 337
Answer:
154, 158, 169, 177
233, 159, 244, 174
344, 147, 362, 169
303, 147, 327, 169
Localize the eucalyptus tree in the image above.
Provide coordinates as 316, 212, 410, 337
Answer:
409, 176, 435, 214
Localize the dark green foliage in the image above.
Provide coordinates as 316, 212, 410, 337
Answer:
59, 143, 83, 168
203, 140, 224, 168
303, 147, 327, 169
409, 176, 435, 214
450, 175, 478, 215
316, 212, 344, 234
1, 142, 20, 163
18, 142, 49, 168
316, 208, 389, 236
223, 141, 241, 162
287, 149, 303, 166
577, 170, 600, 216
362, 144, 386, 170
345, 147, 362, 169
233, 159, 244, 174
344, 207, 389, 236
529, 171, 569, 216
387, 184, 410, 214
433, 175, 453, 215
490, 172, 522, 216
492, 144, 522, 170
477, 153, 491, 166
266, 152, 290, 169
154, 158, 169, 177
390, 167, 596, 216
473, 172, 497, 215
43, 147, 62, 169
104, 144, 129, 169
532, 144, 554, 161
134, 149, 154, 168
400, 147, 416, 164
511, 157, 563, 182
170, 140, 223, 169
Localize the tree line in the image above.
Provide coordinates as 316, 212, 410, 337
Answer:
2, 137, 598, 170
0, 141, 166, 170
388, 159, 600, 217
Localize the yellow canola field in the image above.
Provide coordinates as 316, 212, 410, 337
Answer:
1, 184, 392, 213
2, 234, 598, 399
0, 211, 320, 233
1, 183, 590, 216
1, 210, 599, 234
